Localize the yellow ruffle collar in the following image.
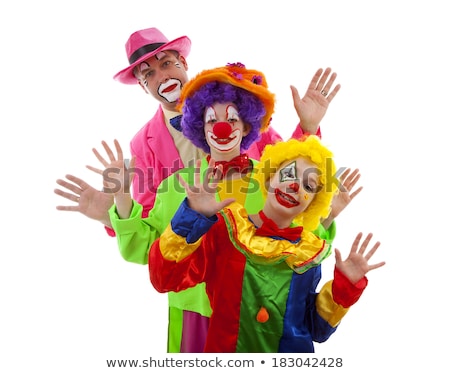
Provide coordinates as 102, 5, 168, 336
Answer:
219, 203, 331, 274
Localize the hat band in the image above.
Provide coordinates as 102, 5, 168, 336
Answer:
128, 42, 165, 64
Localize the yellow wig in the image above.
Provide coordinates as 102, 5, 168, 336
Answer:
255, 136, 338, 231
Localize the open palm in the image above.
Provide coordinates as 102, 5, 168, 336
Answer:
177, 159, 235, 218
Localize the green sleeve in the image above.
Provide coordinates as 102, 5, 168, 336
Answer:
313, 220, 337, 245
109, 170, 192, 264
109, 199, 162, 264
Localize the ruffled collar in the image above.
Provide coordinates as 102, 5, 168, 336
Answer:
219, 202, 331, 273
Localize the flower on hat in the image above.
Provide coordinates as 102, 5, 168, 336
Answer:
227, 62, 245, 68
252, 75, 263, 85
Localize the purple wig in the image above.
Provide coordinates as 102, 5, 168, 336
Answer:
181, 81, 266, 153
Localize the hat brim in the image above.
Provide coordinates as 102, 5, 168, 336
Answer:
113, 36, 191, 85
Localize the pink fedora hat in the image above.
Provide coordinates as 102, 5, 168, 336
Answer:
113, 27, 191, 85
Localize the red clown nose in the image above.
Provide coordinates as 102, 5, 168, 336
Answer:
289, 183, 300, 193
212, 122, 233, 138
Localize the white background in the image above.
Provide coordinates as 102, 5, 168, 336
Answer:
1, 0, 448, 372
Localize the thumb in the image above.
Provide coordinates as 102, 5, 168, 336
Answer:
290, 85, 302, 116
218, 198, 235, 210
290, 85, 301, 102
128, 156, 137, 182
334, 248, 342, 265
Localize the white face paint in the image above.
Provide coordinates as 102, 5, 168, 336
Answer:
204, 103, 245, 155
204, 106, 216, 123
136, 62, 151, 87
206, 130, 242, 152
158, 78, 182, 103
227, 106, 239, 120
155, 51, 166, 60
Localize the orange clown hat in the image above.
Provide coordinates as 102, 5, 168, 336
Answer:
177, 62, 275, 133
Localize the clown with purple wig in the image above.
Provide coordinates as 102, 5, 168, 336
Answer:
181, 63, 270, 154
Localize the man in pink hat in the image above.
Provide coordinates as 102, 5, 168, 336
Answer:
54, 27, 341, 352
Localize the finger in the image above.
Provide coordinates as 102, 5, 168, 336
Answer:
349, 186, 363, 200
54, 189, 80, 205
194, 159, 202, 187
343, 168, 359, 184
350, 232, 363, 254
65, 174, 92, 190
54, 188, 77, 201
102, 140, 117, 163
176, 173, 189, 190
128, 156, 137, 183
129, 156, 136, 170
206, 157, 223, 184
86, 165, 104, 176
290, 85, 301, 102
206, 157, 215, 175
368, 261, 386, 272
335, 167, 351, 180
358, 233, 374, 256
55, 178, 82, 195
217, 198, 236, 210
316, 67, 332, 90
307, 68, 324, 91
113, 139, 123, 161
345, 171, 361, 191
210, 164, 224, 184
339, 167, 351, 182
326, 83, 341, 103
364, 240, 381, 262
205, 164, 223, 195
337, 172, 349, 190
92, 147, 109, 168
334, 248, 342, 264
320, 69, 336, 93
55, 205, 80, 212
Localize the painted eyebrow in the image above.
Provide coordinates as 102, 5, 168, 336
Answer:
134, 63, 152, 78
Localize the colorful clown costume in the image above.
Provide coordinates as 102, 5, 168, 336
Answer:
110, 157, 336, 352
149, 201, 367, 353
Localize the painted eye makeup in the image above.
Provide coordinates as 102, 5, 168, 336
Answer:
204, 106, 217, 124
303, 183, 315, 193
226, 105, 240, 122
279, 161, 297, 182
303, 178, 319, 193
155, 52, 167, 60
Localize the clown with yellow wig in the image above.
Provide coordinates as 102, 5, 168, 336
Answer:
149, 136, 385, 352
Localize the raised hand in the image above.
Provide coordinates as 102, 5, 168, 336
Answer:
86, 139, 135, 219
335, 232, 385, 284
54, 174, 114, 226
86, 139, 135, 195
331, 167, 363, 219
290, 67, 341, 134
321, 167, 363, 230
177, 158, 235, 218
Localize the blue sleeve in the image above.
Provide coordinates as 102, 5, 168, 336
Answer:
171, 198, 218, 243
